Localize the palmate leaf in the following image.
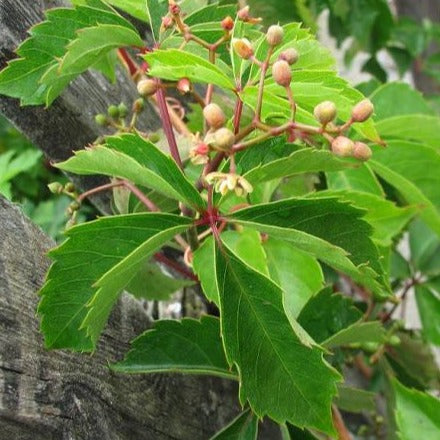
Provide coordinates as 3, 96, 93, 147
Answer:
393, 379, 440, 440
38, 213, 191, 351
214, 242, 341, 434
111, 316, 236, 379
0, 0, 139, 106
228, 197, 389, 297
210, 409, 258, 440
57, 133, 206, 210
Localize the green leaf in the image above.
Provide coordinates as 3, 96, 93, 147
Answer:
409, 220, 440, 276
146, 0, 169, 42
59, 24, 142, 74
106, 0, 149, 22
210, 409, 258, 440
214, 242, 341, 434
244, 148, 358, 186
228, 197, 388, 296
111, 316, 235, 379
317, 190, 418, 246
56, 133, 205, 210
393, 379, 440, 440
126, 260, 195, 301
326, 163, 384, 196
193, 236, 219, 304
0, 1, 137, 105
144, 49, 235, 89
323, 321, 386, 349
334, 385, 376, 413
298, 288, 362, 344
264, 239, 324, 319
376, 115, 440, 148
415, 283, 440, 346
370, 82, 435, 120
370, 141, 440, 235
38, 213, 191, 351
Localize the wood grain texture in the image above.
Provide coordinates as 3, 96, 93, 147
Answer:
0, 196, 246, 439
0, 0, 161, 213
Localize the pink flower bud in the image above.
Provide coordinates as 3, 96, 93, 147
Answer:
352, 142, 372, 161
266, 25, 284, 46
279, 48, 299, 65
272, 60, 292, 87
331, 136, 355, 157
232, 38, 254, 60
161, 16, 173, 30
221, 16, 234, 31
314, 101, 337, 125
177, 78, 191, 94
137, 79, 157, 97
237, 6, 250, 21
351, 99, 374, 122
203, 103, 226, 129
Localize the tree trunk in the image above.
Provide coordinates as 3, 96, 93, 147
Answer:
0, 196, 247, 439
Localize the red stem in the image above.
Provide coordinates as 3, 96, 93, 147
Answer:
154, 252, 198, 282
117, 48, 138, 77
155, 83, 184, 169
123, 181, 159, 212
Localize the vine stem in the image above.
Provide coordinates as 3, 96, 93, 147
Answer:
155, 82, 184, 169
332, 406, 352, 440
154, 252, 198, 281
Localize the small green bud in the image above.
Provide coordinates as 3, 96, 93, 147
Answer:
388, 335, 401, 346
48, 182, 64, 194
69, 201, 80, 211
266, 25, 284, 46
351, 99, 374, 122
314, 101, 337, 125
137, 78, 158, 97
148, 132, 160, 143
272, 60, 292, 87
133, 98, 145, 113
352, 141, 372, 161
118, 102, 128, 118
212, 128, 235, 152
108, 105, 120, 119
279, 48, 299, 65
64, 182, 75, 193
331, 136, 354, 157
203, 103, 226, 129
362, 342, 380, 353
95, 114, 108, 126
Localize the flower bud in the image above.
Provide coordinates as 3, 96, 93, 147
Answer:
203, 103, 226, 129
232, 38, 253, 60
221, 16, 234, 31
331, 136, 354, 157
272, 60, 292, 87
137, 78, 158, 97
64, 182, 75, 193
161, 16, 173, 30
107, 105, 120, 119
279, 48, 299, 65
48, 182, 64, 194
148, 133, 160, 143
212, 128, 235, 151
169, 2, 180, 15
314, 101, 337, 125
118, 102, 128, 118
266, 25, 284, 46
237, 6, 250, 21
94, 113, 108, 126
352, 141, 372, 161
133, 98, 144, 113
351, 99, 374, 122
177, 78, 191, 94
388, 335, 401, 346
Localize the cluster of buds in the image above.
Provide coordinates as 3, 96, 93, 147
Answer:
205, 172, 253, 197
312, 98, 375, 161
94, 103, 129, 127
